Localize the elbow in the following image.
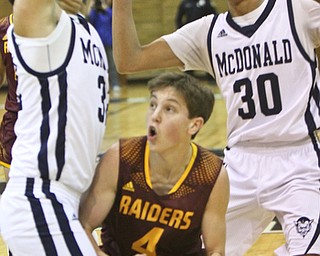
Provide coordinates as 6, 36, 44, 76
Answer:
113, 48, 145, 74
113, 50, 133, 74
115, 62, 130, 74
115, 60, 138, 74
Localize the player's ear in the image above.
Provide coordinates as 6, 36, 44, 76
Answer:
188, 117, 204, 136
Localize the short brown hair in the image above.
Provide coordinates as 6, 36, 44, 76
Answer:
148, 72, 215, 139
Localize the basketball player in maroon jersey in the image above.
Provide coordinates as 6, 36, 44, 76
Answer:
80, 72, 229, 256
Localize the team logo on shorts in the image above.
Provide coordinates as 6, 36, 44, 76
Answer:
294, 217, 314, 238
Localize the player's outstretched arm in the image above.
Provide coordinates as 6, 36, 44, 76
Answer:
79, 142, 120, 256
202, 165, 229, 256
112, 0, 183, 73
13, 0, 61, 38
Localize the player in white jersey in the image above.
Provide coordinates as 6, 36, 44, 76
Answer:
112, 0, 320, 255
0, 0, 109, 255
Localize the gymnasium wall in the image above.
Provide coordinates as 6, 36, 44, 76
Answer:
0, 0, 12, 18
133, 0, 227, 45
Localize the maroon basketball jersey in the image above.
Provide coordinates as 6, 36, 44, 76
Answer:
100, 136, 222, 256
0, 14, 18, 165
0, 14, 18, 113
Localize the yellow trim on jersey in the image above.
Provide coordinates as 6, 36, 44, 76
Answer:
145, 142, 152, 188
0, 160, 10, 169
168, 143, 197, 194
9, 14, 13, 25
144, 142, 198, 195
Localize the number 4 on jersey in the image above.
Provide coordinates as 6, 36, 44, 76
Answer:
131, 227, 164, 256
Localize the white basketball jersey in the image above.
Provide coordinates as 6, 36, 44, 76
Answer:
7, 11, 109, 193
163, 0, 320, 148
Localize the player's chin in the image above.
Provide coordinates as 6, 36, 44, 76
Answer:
147, 134, 157, 144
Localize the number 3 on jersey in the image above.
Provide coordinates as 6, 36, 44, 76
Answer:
132, 227, 164, 256
98, 75, 108, 123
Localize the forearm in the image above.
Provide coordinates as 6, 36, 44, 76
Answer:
112, 0, 142, 73
204, 228, 226, 256
84, 228, 107, 255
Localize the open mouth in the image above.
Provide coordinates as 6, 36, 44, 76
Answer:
148, 126, 157, 138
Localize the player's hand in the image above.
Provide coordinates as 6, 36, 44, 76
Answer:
58, 0, 82, 14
